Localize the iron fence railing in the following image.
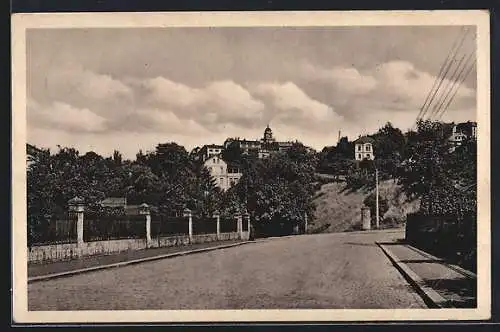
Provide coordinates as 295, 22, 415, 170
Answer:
28, 212, 78, 246
151, 214, 189, 237
83, 212, 146, 242
220, 217, 237, 233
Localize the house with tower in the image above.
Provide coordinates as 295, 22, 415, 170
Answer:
200, 125, 297, 190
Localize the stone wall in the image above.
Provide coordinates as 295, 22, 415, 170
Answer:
28, 231, 249, 264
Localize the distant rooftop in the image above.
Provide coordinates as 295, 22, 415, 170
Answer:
100, 197, 127, 206
354, 136, 375, 144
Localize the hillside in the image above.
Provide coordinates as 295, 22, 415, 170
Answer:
309, 178, 420, 233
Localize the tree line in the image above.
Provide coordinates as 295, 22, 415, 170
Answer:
317, 120, 477, 217
27, 119, 477, 239
27, 140, 318, 238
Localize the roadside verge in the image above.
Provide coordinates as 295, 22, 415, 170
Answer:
28, 240, 260, 283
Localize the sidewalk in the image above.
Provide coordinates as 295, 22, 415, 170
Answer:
28, 239, 245, 279
378, 242, 476, 308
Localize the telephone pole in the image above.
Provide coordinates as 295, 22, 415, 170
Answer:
375, 167, 380, 229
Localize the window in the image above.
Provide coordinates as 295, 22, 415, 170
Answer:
358, 154, 361, 159
366, 144, 371, 151
220, 166, 223, 173
357, 145, 362, 151
366, 154, 370, 158
220, 178, 224, 186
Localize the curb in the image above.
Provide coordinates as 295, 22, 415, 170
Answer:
28, 240, 257, 283
376, 242, 450, 309
404, 244, 477, 279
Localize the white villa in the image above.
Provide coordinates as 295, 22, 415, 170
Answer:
354, 136, 375, 161
203, 155, 243, 191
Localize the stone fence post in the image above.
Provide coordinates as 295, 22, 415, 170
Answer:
68, 196, 85, 246
361, 206, 371, 231
234, 212, 242, 239
242, 211, 250, 240
213, 210, 220, 240
139, 203, 151, 247
184, 208, 193, 242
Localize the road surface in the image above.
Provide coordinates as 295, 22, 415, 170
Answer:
28, 229, 426, 310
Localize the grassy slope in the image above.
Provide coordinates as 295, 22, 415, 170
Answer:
310, 178, 420, 233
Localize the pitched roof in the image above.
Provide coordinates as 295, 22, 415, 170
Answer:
354, 136, 375, 144
204, 144, 224, 149
100, 197, 127, 206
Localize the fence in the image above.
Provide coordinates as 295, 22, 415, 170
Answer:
29, 201, 250, 247
28, 212, 78, 246
405, 212, 476, 272
192, 216, 218, 235
220, 217, 238, 233
83, 212, 146, 242
151, 214, 189, 237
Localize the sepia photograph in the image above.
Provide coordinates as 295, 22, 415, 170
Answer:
12, 11, 490, 323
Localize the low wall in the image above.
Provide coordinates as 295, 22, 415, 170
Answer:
28, 231, 249, 264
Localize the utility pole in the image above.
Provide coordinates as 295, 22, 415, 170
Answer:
375, 167, 380, 229
304, 212, 308, 234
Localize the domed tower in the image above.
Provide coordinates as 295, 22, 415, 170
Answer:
263, 124, 275, 144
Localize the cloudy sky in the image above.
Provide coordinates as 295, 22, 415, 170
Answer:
27, 26, 477, 158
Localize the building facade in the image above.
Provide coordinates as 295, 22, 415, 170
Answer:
224, 125, 295, 158
448, 121, 477, 152
198, 144, 224, 162
354, 136, 375, 161
203, 155, 243, 191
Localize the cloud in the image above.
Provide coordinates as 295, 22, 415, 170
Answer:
137, 77, 266, 128
370, 61, 475, 111
252, 81, 342, 129
45, 64, 133, 103
299, 62, 378, 95
127, 108, 211, 135
298, 60, 476, 118
28, 99, 107, 133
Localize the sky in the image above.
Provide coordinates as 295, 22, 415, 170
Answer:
26, 26, 477, 159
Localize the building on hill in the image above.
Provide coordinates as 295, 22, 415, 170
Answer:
224, 125, 295, 159
198, 144, 224, 162
203, 155, 243, 190
354, 136, 375, 161
448, 121, 477, 152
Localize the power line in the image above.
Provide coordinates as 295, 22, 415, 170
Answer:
414, 27, 468, 124
429, 51, 475, 121
419, 28, 470, 122
425, 53, 467, 120
426, 52, 471, 121
436, 61, 475, 121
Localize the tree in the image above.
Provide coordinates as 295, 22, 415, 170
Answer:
233, 147, 317, 236
396, 119, 475, 215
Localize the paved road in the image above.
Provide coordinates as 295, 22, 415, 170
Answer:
28, 229, 426, 310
